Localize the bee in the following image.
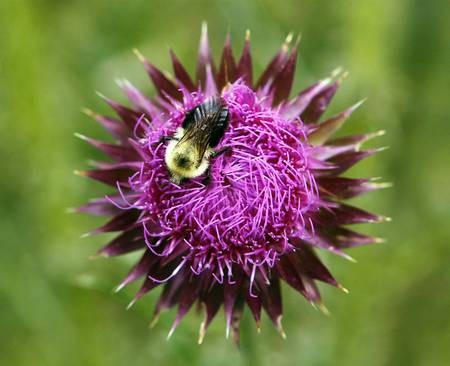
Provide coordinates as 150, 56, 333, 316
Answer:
161, 97, 230, 184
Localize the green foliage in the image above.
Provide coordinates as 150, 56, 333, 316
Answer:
0, 0, 449, 365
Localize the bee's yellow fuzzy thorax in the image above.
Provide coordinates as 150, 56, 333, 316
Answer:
165, 128, 211, 183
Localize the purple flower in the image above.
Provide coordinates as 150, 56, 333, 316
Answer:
76, 25, 387, 344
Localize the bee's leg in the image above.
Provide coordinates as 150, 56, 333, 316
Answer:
211, 146, 232, 159
204, 147, 231, 185
202, 168, 212, 186
158, 136, 178, 144
153, 135, 178, 148
170, 175, 188, 185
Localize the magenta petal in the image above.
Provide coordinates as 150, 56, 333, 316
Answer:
97, 227, 145, 257
230, 295, 245, 345
293, 245, 339, 288
217, 33, 237, 89
133, 261, 184, 308
152, 273, 185, 317
300, 276, 322, 304
260, 277, 285, 337
223, 275, 242, 335
130, 276, 161, 307
301, 82, 338, 124
169, 277, 202, 338
77, 134, 139, 162
245, 287, 262, 328
317, 177, 380, 199
308, 100, 365, 145
277, 253, 324, 305
118, 80, 158, 122
325, 148, 384, 175
237, 31, 253, 87
91, 210, 140, 235
170, 49, 196, 91
197, 23, 217, 87
282, 79, 331, 119
160, 239, 190, 266
326, 227, 383, 248
198, 285, 222, 344
255, 36, 290, 90
76, 168, 133, 187
311, 143, 360, 161
116, 250, 156, 291
276, 256, 306, 295
328, 130, 385, 146
98, 94, 144, 131
87, 161, 141, 172
292, 233, 354, 260
314, 203, 385, 226
83, 109, 131, 143
75, 197, 121, 216
136, 52, 182, 101
270, 38, 299, 105
204, 64, 218, 97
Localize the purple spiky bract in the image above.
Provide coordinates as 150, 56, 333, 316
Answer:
77, 25, 387, 344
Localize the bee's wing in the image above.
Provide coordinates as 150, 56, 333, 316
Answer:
180, 98, 229, 152
181, 98, 218, 129
182, 98, 224, 126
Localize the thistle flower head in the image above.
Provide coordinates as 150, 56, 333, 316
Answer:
77, 25, 386, 344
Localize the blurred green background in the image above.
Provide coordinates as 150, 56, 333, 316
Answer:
1, 0, 449, 365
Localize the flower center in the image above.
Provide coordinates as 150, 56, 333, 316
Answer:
135, 82, 318, 277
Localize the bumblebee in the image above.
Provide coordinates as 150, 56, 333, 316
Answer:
162, 97, 230, 184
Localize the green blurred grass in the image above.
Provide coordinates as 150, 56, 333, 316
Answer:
0, 0, 449, 365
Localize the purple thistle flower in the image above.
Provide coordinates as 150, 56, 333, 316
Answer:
76, 24, 388, 344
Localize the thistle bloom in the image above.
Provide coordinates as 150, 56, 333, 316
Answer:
77, 25, 387, 343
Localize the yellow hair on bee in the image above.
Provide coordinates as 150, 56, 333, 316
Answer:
165, 128, 212, 184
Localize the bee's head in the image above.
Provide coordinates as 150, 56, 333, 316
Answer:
174, 154, 194, 169
172, 142, 198, 170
